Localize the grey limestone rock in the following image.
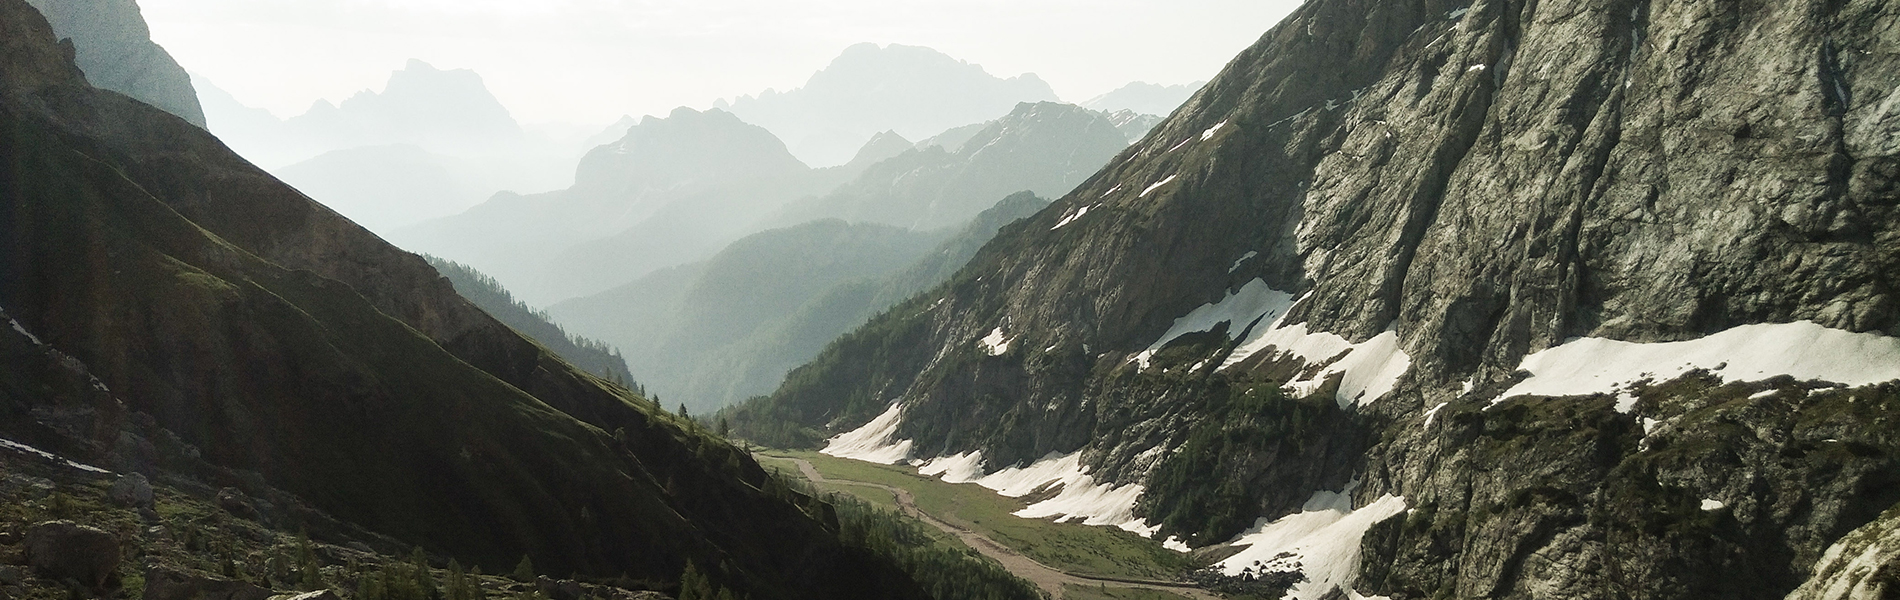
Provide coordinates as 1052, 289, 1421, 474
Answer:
24, 520, 118, 588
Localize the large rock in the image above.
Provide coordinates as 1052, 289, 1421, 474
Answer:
24, 520, 118, 587
108, 473, 152, 508
142, 567, 275, 600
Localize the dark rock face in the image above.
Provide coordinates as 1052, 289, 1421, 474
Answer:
25, 520, 119, 587
736, 0, 1900, 595
22, 0, 203, 127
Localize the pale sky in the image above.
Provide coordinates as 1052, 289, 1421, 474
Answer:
141, 0, 1303, 127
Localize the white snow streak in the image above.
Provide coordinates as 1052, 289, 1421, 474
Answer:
8, 314, 43, 346
821, 403, 914, 464
0, 438, 111, 474
1217, 483, 1408, 600
1495, 321, 1900, 409
1423, 402, 1449, 428
979, 327, 1012, 356
1701, 499, 1726, 511
1229, 251, 1259, 273
1139, 175, 1178, 197
1202, 120, 1228, 140
1051, 205, 1092, 230
1102, 184, 1123, 198
1144, 279, 1295, 357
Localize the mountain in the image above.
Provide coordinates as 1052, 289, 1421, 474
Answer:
718, 43, 1060, 167
1081, 81, 1205, 118
195, 64, 579, 236
0, 2, 968, 598
23, 0, 204, 127
393, 106, 845, 304
424, 255, 640, 388
768, 102, 1131, 231
552, 192, 1050, 413
729, 0, 1900, 598
273, 145, 494, 233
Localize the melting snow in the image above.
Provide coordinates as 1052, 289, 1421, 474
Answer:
1051, 205, 1092, 230
1163, 536, 1192, 552
1102, 184, 1123, 197
1748, 388, 1779, 400
0, 438, 111, 474
1217, 483, 1409, 600
1202, 120, 1228, 140
1145, 279, 1295, 356
1494, 321, 1900, 409
1167, 138, 1193, 153
1423, 402, 1449, 428
1467, 64, 1488, 72
821, 403, 914, 464
918, 450, 1161, 537
1701, 499, 1726, 511
979, 327, 1012, 356
6, 312, 43, 346
1229, 251, 1259, 273
1139, 175, 1178, 197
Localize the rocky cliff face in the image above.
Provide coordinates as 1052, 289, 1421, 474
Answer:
733, 0, 1900, 596
24, 0, 204, 127
0, 2, 929, 598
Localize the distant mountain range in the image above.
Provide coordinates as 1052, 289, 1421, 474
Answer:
551, 192, 1050, 413
196, 62, 582, 233
718, 43, 1060, 167
1082, 81, 1204, 117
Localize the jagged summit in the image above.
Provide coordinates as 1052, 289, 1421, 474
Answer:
719, 43, 1060, 167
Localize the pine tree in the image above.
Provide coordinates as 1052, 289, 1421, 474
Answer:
512, 555, 535, 583
677, 403, 690, 419
411, 547, 439, 600
298, 533, 323, 590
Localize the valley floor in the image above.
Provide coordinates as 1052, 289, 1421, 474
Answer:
754, 451, 1209, 600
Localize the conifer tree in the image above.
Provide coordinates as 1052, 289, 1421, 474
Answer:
512, 555, 535, 583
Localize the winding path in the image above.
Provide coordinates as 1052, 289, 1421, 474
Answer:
768, 455, 1219, 600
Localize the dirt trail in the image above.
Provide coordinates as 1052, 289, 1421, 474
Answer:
770, 455, 1219, 600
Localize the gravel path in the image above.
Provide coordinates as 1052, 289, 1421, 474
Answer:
772, 455, 1219, 600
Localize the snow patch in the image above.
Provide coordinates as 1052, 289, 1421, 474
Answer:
1201, 120, 1228, 140
919, 451, 986, 483
822, 403, 914, 464
923, 451, 1158, 535
1423, 402, 1449, 428
1701, 499, 1726, 511
7, 313, 43, 346
0, 438, 111, 474
979, 327, 1011, 356
1467, 64, 1488, 72
1146, 279, 1295, 354
1139, 174, 1178, 197
1163, 536, 1192, 553
1051, 205, 1092, 230
1217, 484, 1409, 600
1748, 388, 1779, 400
1167, 138, 1193, 153
1229, 251, 1259, 273
1102, 184, 1123, 197
1495, 321, 1900, 409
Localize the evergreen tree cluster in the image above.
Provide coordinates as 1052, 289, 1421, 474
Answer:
423, 255, 645, 392
760, 472, 1046, 600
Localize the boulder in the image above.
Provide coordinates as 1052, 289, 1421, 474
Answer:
24, 520, 118, 587
142, 567, 275, 600
108, 473, 153, 508
215, 488, 257, 521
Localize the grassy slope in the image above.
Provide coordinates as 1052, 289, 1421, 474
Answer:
768, 451, 1194, 581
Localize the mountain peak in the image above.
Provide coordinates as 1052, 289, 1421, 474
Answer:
722, 43, 1060, 167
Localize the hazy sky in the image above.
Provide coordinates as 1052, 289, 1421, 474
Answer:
141, 0, 1303, 127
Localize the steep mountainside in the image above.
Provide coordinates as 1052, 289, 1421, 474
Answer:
23, 0, 203, 127
718, 43, 1060, 167
553, 192, 1050, 412
768, 102, 1129, 231
0, 2, 937, 598
732, 0, 1900, 597
424, 256, 640, 387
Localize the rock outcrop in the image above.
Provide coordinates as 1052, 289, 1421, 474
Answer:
22, 0, 203, 127
25, 521, 119, 587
